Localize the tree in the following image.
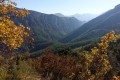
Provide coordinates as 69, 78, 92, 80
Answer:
30, 31, 120, 80
0, 0, 30, 52
0, 1, 31, 79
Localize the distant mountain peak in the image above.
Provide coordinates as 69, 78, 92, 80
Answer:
72, 13, 99, 21
115, 4, 120, 9
55, 13, 64, 17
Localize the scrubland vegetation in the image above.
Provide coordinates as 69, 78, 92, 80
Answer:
0, 0, 120, 80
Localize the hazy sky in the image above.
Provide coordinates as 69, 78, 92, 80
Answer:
16, 0, 120, 15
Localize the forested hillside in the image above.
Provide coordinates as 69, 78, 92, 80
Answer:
12, 10, 84, 51
0, 0, 120, 80
14, 10, 83, 42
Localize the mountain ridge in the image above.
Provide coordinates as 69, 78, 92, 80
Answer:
13, 9, 84, 51
59, 4, 120, 48
71, 13, 98, 21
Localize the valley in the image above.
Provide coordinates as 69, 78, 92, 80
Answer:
0, 1, 120, 79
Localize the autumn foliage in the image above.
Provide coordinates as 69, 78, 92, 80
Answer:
29, 31, 120, 80
0, 0, 120, 80
0, 0, 30, 50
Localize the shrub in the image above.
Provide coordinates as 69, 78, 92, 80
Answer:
30, 31, 120, 80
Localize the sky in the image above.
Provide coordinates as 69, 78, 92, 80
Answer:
16, 0, 120, 15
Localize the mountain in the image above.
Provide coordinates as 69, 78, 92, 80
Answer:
55, 13, 65, 17
13, 9, 83, 51
15, 10, 83, 42
55, 13, 86, 25
60, 4, 120, 48
72, 13, 99, 21
55, 13, 98, 22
